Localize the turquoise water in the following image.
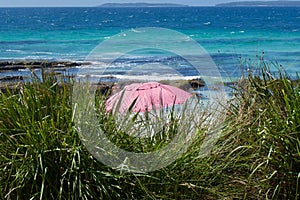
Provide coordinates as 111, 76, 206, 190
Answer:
0, 7, 300, 79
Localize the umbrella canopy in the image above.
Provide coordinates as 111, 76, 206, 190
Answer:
106, 82, 192, 113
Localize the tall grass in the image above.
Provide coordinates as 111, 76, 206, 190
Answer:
0, 72, 133, 199
0, 70, 212, 199
215, 64, 300, 199
0, 63, 299, 199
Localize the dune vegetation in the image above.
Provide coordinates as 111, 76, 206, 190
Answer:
0, 63, 299, 199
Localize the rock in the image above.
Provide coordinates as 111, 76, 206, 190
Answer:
188, 78, 205, 89
0, 61, 90, 71
0, 76, 24, 82
92, 82, 116, 96
159, 78, 205, 91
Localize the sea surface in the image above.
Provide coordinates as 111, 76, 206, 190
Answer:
0, 7, 300, 81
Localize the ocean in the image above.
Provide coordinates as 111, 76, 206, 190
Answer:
0, 7, 300, 81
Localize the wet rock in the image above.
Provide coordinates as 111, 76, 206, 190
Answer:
0, 61, 90, 71
188, 78, 205, 89
0, 76, 24, 82
159, 78, 205, 91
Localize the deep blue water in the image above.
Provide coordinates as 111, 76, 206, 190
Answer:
0, 7, 300, 79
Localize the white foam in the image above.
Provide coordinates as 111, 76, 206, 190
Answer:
130, 28, 145, 33
5, 49, 23, 53
74, 73, 210, 82
34, 51, 54, 55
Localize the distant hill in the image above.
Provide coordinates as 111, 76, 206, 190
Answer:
216, 1, 300, 7
98, 3, 188, 7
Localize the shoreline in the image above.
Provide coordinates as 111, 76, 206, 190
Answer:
0, 60, 208, 95
0, 60, 90, 71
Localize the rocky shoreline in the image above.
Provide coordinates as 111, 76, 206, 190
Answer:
0, 60, 207, 95
0, 61, 89, 71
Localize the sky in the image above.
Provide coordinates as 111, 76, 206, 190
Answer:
0, 0, 297, 7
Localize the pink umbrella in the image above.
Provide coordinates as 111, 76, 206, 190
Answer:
106, 82, 192, 113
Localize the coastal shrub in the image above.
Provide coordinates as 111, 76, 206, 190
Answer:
214, 64, 300, 199
0, 64, 299, 199
0, 72, 136, 199
132, 63, 300, 199
0, 71, 214, 199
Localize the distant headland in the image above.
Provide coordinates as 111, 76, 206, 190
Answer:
98, 3, 189, 7
216, 1, 300, 7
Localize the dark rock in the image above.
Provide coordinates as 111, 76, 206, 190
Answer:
188, 78, 205, 89
159, 78, 205, 91
0, 76, 24, 82
0, 61, 90, 71
92, 82, 116, 97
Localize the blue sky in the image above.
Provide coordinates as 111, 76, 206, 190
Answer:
0, 0, 296, 7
